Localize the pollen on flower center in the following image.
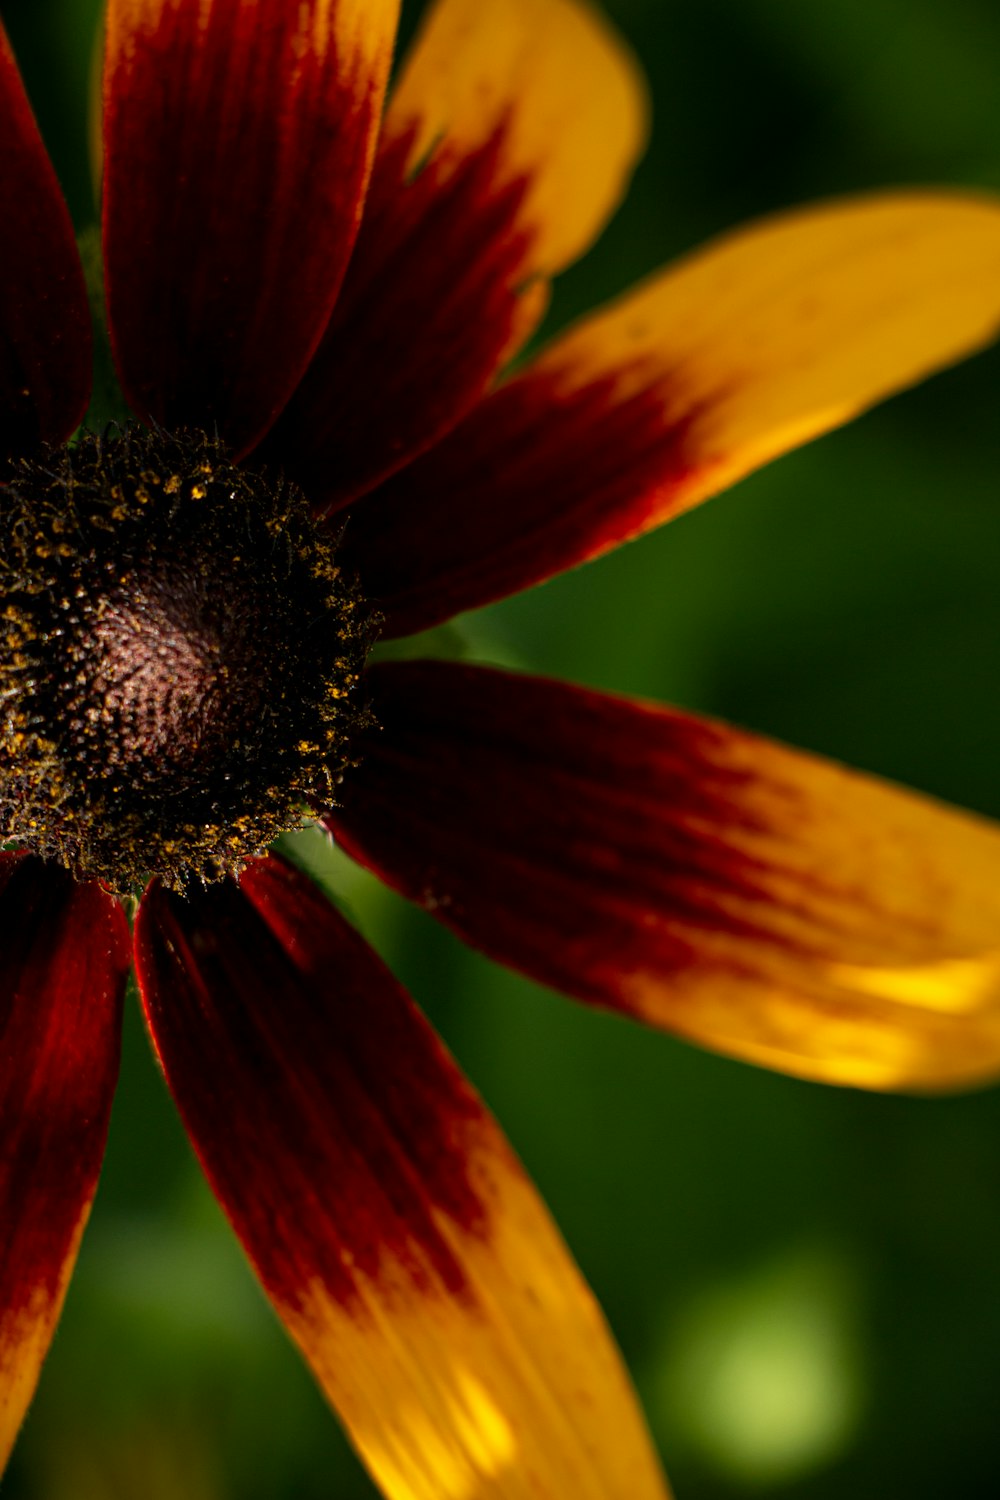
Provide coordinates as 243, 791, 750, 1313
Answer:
0, 427, 377, 891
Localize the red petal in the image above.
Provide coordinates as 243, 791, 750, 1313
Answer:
0, 24, 91, 463
264, 0, 646, 509
260, 124, 543, 510
341, 366, 674, 637
102, 0, 399, 457
327, 661, 1000, 1092
0, 855, 128, 1470
136, 860, 486, 1302
134, 855, 669, 1499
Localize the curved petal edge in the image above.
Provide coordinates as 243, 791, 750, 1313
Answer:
0, 855, 128, 1471
344, 191, 1000, 636
329, 660, 1000, 1092
135, 855, 671, 1500
268, 0, 648, 508
103, 0, 400, 455
0, 24, 92, 464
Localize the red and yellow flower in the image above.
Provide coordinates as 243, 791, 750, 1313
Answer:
5, 0, 1000, 1494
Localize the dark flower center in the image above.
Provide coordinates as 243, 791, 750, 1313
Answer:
0, 427, 376, 891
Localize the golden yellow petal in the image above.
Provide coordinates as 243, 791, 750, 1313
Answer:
289, 1135, 673, 1500
136, 857, 672, 1499
618, 712, 1000, 1091
533, 191, 1000, 530
387, 0, 649, 273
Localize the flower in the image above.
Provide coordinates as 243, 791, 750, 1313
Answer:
4, 0, 1000, 1494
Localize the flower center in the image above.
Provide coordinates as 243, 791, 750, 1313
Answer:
0, 427, 376, 891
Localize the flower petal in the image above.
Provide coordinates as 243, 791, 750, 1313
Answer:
266, 0, 647, 508
102, 0, 399, 456
328, 661, 1000, 1093
341, 192, 1000, 637
0, 24, 91, 463
0, 855, 128, 1470
134, 855, 670, 1500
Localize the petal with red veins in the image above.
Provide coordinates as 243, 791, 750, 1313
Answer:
0, 855, 129, 1471
0, 24, 91, 463
328, 661, 1000, 1093
341, 192, 1000, 637
102, 0, 399, 456
266, 0, 647, 508
134, 855, 670, 1500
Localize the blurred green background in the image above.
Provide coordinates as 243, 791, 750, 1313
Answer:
4, 0, 1000, 1495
